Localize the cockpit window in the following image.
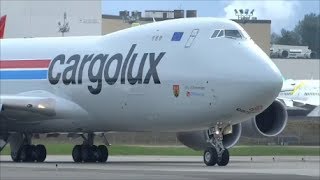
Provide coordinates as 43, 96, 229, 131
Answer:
211, 30, 220, 38
210, 29, 246, 39
217, 30, 224, 37
225, 30, 242, 38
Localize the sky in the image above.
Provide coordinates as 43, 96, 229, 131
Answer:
102, 0, 320, 34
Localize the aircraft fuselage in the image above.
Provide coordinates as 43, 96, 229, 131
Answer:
0, 18, 283, 133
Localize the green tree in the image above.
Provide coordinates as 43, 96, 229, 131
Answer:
271, 32, 281, 44
276, 28, 301, 45
295, 13, 320, 53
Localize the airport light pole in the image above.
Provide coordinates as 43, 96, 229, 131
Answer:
58, 12, 70, 37
234, 9, 255, 20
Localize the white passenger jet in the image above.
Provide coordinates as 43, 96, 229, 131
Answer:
0, 18, 285, 166
279, 79, 320, 117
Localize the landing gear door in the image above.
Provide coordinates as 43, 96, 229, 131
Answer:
185, 29, 199, 48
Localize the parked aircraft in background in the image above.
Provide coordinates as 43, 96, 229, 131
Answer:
0, 18, 284, 166
279, 79, 320, 117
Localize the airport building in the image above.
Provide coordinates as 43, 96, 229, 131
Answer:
0, 0, 101, 38
233, 19, 271, 54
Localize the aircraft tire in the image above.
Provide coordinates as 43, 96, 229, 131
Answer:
20, 145, 33, 162
72, 145, 82, 162
35, 144, 47, 162
81, 145, 91, 162
203, 147, 218, 166
97, 145, 108, 163
30, 145, 37, 162
90, 145, 98, 162
217, 149, 229, 166
11, 149, 21, 162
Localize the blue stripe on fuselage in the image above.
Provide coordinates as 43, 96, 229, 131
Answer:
0, 70, 48, 79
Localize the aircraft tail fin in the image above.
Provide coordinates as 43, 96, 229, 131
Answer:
0, 15, 7, 39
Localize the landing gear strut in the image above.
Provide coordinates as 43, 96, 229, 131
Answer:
72, 133, 109, 163
203, 124, 230, 166
9, 133, 47, 162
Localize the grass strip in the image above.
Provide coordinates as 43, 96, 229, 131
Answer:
1, 144, 319, 156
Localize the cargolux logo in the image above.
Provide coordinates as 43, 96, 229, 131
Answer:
48, 44, 166, 94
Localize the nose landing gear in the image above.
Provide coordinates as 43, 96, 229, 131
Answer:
203, 124, 230, 166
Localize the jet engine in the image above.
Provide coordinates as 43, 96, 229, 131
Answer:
242, 99, 288, 137
281, 50, 289, 58
176, 123, 242, 151
306, 52, 317, 59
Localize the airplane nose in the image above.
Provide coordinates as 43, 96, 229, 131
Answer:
215, 40, 284, 117
249, 44, 283, 106
261, 58, 283, 98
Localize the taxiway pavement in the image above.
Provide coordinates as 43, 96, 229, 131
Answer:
1, 155, 319, 180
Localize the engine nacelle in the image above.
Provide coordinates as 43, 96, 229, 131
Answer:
176, 123, 242, 151
281, 50, 289, 58
242, 99, 288, 137
310, 52, 317, 59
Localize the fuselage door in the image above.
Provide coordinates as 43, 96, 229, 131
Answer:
185, 29, 199, 48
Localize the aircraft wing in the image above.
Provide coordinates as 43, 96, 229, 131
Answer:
307, 106, 320, 117
280, 86, 294, 92
277, 97, 294, 107
281, 79, 295, 92
278, 97, 318, 107
0, 91, 88, 123
278, 96, 320, 117
290, 99, 318, 107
